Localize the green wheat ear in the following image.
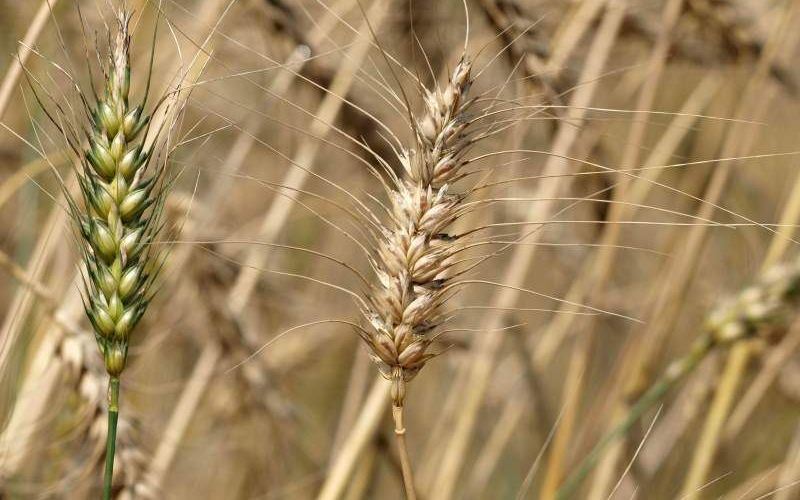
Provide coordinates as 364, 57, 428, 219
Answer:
28, 6, 173, 496
78, 10, 154, 379
78, 9, 173, 497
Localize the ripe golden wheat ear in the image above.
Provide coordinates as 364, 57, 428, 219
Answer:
362, 57, 475, 405
351, 36, 548, 494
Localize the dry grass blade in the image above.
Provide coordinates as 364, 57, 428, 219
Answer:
427, 3, 628, 499
0, 0, 63, 393
133, 1, 392, 494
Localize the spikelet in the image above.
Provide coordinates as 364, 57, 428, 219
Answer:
73, 10, 165, 378
705, 259, 800, 345
361, 57, 475, 406
662, 259, 800, 384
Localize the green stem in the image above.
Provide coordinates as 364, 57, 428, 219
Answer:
555, 335, 714, 499
103, 376, 120, 500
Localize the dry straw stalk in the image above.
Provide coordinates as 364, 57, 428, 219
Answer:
430, 2, 627, 498
680, 3, 800, 495
0, 0, 63, 389
138, 1, 391, 495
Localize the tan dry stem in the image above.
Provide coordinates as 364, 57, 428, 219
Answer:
465, 70, 720, 495
227, 0, 390, 316
516, 73, 720, 486
392, 404, 417, 500
318, 378, 389, 500
723, 143, 800, 440
585, 0, 686, 495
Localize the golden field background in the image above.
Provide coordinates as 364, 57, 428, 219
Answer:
1, 0, 800, 498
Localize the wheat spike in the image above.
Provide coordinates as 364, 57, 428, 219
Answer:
78, 11, 160, 497
77, 11, 161, 379
29, 7, 174, 497
354, 55, 478, 499
361, 57, 474, 406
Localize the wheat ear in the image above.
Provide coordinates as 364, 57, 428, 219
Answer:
357, 56, 475, 499
556, 258, 800, 499
33, 8, 171, 498
80, 12, 162, 498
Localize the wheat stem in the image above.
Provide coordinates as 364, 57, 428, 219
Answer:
141, 342, 221, 496
775, 421, 800, 500
449, 72, 719, 498
392, 404, 417, 500
0, 0, 58, 119
585, 0, 686, 495
226, 0, 389, 316
431, 2, 626, 495
532, 72, 720, 367
103, 376, 120, 500
137, 4, 387, 493
723, 111, 800, 439
331, 348, 372, 458
725, 320, 800, 440
546, 0, 606, 75
535, 3, 626, 498
681, 344, 750, 499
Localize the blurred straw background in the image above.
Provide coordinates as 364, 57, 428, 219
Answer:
2, 0, 800, 498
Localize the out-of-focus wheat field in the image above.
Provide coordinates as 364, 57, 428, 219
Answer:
2, 0, 800, 498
